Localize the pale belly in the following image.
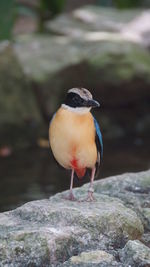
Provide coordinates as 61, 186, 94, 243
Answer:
49, 108, 97, 170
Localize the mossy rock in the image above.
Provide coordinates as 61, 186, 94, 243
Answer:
14, 34, 150, 111
0, 171, 148, 266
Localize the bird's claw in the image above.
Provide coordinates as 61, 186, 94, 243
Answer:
63, 188, 95, 202
80, 194, 96, 203
80, 195, 95, 202
87, 193, 95, 202
63, 192, 77, 201
80, 188, 96, 202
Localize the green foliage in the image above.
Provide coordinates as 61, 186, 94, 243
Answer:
97, 0, 144, 8
114, 0, 141, 8
40, 0, 66, 16
0, 0, 66, 39
16, 5, 36, 18
96, 0, 113, 7
0, 0, 15, 40
38, 0, 66, 32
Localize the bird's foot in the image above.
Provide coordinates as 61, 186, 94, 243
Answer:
80, 194, 95, 202
80, 188, 96, 202
63, 192, 77, 201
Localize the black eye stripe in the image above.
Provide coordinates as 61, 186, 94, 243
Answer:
64, 92, 86, 108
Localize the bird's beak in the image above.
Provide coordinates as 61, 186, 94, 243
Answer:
86, 99, 100, 108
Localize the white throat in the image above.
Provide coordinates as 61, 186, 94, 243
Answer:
61, 104, 91, 114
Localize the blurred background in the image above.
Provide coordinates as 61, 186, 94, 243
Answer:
0, 0, 150, 211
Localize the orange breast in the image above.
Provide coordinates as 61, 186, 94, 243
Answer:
49, 107, 97, 175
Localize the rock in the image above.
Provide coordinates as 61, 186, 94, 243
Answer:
46, 5, 150, 48
82, 170, 150, 231
71, 250, 114, 263
0, 41, 44, 148
119, 240, 150, 267
1, 170, 150, 266
14, 35, 82, 83
142, 208, 150, 230
141, 233, 150, 248
14, 34, 86, 117
14, 33, 150, 112
46, 6, 140, 37
46, 5, 150, 47
63, 250, 120, 267
0, 195, 143, 266
122, 11, 150, 48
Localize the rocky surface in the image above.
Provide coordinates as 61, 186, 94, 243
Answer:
119, 240, 150, 267
46, 5, 150, 48
0, 170, 150, 266
63, 250, 120, 267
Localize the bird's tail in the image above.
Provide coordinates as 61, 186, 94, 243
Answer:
75, 168, 86, 179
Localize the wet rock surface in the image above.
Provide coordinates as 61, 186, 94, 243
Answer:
0, 170, 150, 266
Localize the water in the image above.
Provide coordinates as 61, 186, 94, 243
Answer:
0, 136, 149, 212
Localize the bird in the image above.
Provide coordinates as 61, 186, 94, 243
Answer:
49, 87, 103, 201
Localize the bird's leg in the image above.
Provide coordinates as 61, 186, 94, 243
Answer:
86, 167, 96, 202
69, 169, 75, 199
64, 169, 77, 201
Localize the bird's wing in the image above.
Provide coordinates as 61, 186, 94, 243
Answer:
93, 116, 103, 173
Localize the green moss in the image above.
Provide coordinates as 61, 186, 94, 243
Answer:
140, 176, 150, 188
89, 41, 150, 83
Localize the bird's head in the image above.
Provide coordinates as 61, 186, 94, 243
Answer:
62, 88, 100, 113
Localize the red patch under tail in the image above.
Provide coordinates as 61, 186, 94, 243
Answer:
71, 158, 86, 179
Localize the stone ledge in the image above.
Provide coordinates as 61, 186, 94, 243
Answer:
0, 170, 150, 266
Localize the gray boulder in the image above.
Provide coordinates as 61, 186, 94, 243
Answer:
14, 33, 150, 114
46, 5, 150, 48
63, 250, 121, 267
0, 170, 150, 266
85, 170, 150, 231
119, 240, 150, 267
46, 6, 140, 36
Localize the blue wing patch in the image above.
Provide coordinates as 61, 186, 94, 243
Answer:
93, 116, 103, 161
